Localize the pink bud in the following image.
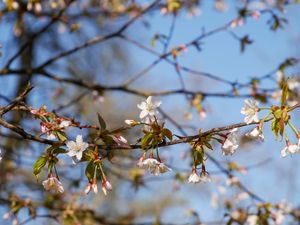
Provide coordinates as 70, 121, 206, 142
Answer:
102, 178, 112, 192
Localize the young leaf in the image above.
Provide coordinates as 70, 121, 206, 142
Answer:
33, 156, 47, 179
52, 148, 67, 155
141, 133, 154, 149
204, 141, 213, 150
97, 113, 106, 131
281, 79, 288, 106
271, 118, 279, 139
55, 131, 67, 142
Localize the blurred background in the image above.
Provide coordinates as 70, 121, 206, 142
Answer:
1, 0, 300, 224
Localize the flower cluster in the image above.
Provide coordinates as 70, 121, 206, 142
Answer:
33, 90, 300, 199
137, 153, 172, 176
126, 96, 172, 176
188, 167, 211, 184
31, 106, 71, 140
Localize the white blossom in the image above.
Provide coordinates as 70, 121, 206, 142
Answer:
188, 172, 201, 183
42, 176, 64, 193
247, 215, 258, 225
272, 210, 285, 225
137, 96, 161, 119
280, 144, 300, 158
138, 158, 158, 170
241, 99, 260, 124
66, 135, 89, 161
138, 158, 171, 175
222, 128, 239, 155
199, 172, 212, 183
245, 127, 264, 141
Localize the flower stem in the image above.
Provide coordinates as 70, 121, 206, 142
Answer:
288, 121, 299, 138
260, 111, 272, 128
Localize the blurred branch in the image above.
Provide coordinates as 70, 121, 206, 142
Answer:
5, 0, 75, 68
35, 0, 160, 69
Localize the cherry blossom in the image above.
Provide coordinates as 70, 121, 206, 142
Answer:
188, 171, 201, 183
66, 135, 89, 161
222, 128, 239, 155
241, 99, 260, 124
280, 143, 299, 158
272, 210, 285, 225
247, 215, 258, 225
199, 172, 212, 183
137, 96, 161, 119
42, 176, 64, 193
138, 157, 172, 176
245, 126, 264, 141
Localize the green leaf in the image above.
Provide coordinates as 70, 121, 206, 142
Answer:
141, 133, 154, 149
97, 113, 106, 131
52, 148, 67, 154
271, 118, 279, 139
273, 108, 282, 119
281, 79, 288, 106
204, 141, 213, 150
55, 131, 67, 142
33, 156, 47, 179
